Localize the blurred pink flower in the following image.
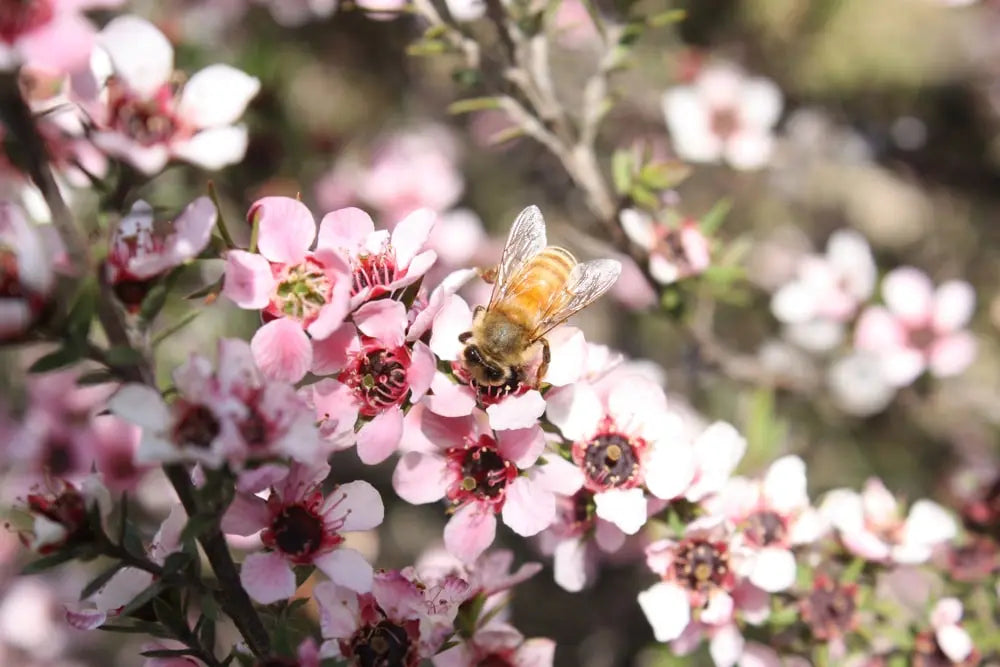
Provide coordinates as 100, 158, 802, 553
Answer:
256, 0, 337, 26
444, 0, 486, 22
105, 196, 216, 310
825, 351, 897, 417
308, 299, 436, 464
223, 197, 352, 382
855, 266, 976, 386
222, 461, 383, 603
315, 569, 469, 664
82, 15, 259, 174
316, 206, 437, 309
638, 518, 740, 642
662, 63, 783, 170
393, 406, 576, 562
414, 547, 541, 601
552, 0, 600, 49
0, 0, 122, 73
705, 456, 826, 593
433, 620, 555, 667
820, 478, 956, 565
927, 598, 975, 664
771, 229, 876, 352
620, 208, 711, 285
0, 201, 55, 341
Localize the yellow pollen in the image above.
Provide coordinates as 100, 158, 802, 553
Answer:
606, 444, 622, 462
462, 477, 477, 491
694, 562, 712, 581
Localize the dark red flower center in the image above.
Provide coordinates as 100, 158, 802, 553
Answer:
26, 486, 92, 553
573, 423, 644, 492
0, 0, 53, 44
108, 80, 183, 146
112, 277, 157, 312
672, 538, 730, 593
744, 510, 788, 547
446, 435, 517, 508
270, 504, 325, 558
908, 324, 938, 352
43, 435, 75, 477
342, 346, 410, 417
350, 620, 413, 667
172, 403, 221, 449
710, 107, 740, 140
0, 247, 25, 298
351, 251, 398, 297
239, 405, 271, 449
801, 576, 857, 641
478, 655, 516, 667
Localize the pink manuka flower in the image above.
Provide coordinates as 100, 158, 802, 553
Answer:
0, 201, 55, 341
414, 547, 542, 603
704, 456, 826, 593
106, 196, 216, 310
620, 208, 711, 285
662, 63, 783, 170
21, 475, 110, 554
771, 229, 876, 352
110, 338, 324, 468
223, 197, 352, 383
855, 266, 976, 386
222, 461, 383, 604
546, 374, 744, 536
433, 620, 555, 667
0, 0, 122, 73
82, 15, 260, 174
820, 477, 956, 565
393, 405, 580, 562
922, 598, 976, 665
315, 206, 437, 308
638, 517, 743, 643
315, 569, 469, 665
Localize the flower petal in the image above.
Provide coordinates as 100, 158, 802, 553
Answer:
638, 581, 690, 642
108, 384, 170, 430
326, 480, 384, 532
250, 318, 313, 383
316, 207, 375, 254
594, 488, 648, 535
179, 64, 260, 128
882, 266, 934, 326
353, 299, 407, 347
241, 551, 296, 604
748, 547, 796, 593
223, 249, 274, 309
356, 407, 404, 465
428, 294, 473, 361
444, 503, 497, 563
98, 16, 173, 98
486, 390, 547, 431
501, 475, 555, 536
221, 494, 268, 536
314, 548, 374, 593
392, 452, 449, 504
252, 197, 316, 265
171, 125, 250, 170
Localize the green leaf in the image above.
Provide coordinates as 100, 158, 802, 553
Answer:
200, 591, 221, 622
138, 282, 170, 323
628, 183, 660, 210
153, 596, 188, 636
21, 549, 79, 574
186, 276, 224, 300
28, 346, 84, 373
152, 310, 202, 348
162, 551, 193, 577
76, 369, 117, 385
80, 562, 125, 600
646, 9, 686, 27
447, 97, 502, 115
407, 38, 447, 56
141, 648, 199, 659
119, 579, 167, 618
699, 198, 732, 235
611, 149, 633, 195
98, 620, 173, 637
180, 514, 217, 543
638, 161, 691, 190
199, 617, 217, 653
104, 345, 144, 369
66, 280, 98, 343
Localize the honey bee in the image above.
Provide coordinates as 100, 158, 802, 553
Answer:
458, 205, 622, 388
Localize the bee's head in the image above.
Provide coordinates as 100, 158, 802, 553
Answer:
462, 344, 510, 386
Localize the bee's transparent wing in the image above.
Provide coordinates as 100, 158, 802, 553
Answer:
488, 205, 548, 309
529, 258, 622, 339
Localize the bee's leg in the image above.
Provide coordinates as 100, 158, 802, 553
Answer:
459, 331, 472, 343
473, 305, 485, 318
477, 265, 498, 284
534, 337, 551, 387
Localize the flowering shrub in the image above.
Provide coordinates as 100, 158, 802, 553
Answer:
0, 2, 996, 667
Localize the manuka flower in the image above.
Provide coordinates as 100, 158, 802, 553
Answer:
620, 208, 711, 285
704, 455, 826, 592
855, 266, 976, 386
315, 206, 437, 308
0, 0, 123, 73
82, 15, 260, 174
105, 196, 216, 311
393, 405, 580, 562
662, 63, 783, 170
222, 461, 383, 604
433, 620, 555, 667
913, 598, 977, 666
820, 477, 957, 565
0, 201, 55, 341
20, 475, 109, 554
315, 569, 469, 666
223, 197, 352, 383
308, 299, 435, 464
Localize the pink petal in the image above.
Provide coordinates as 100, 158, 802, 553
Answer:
223, 250, 275, 309
553, 537, 590, 592
902, 500, 956, 548
65, 607, 107, 631
543, 327, 587, 386
530, 454, 585, 495
444, 503, 497, 563
311, 323, 358, 375
762, 455, 808, 514
937, 625, 973, 664
98, 16, 173, 98
882, 266, 934, 326
709, 624, 745, 667
406, 268, 477, 341
424, 372, 477, 417
929, 332, 976, 378
252, 197, 316, 264
306, 286, 351, 341
314, 548, 374, 593
638, 582, 690, 642
316, 207, 375, 254
178, 64, 260, 128
496, 426, 546, 468
325, 480, 384, 532
428, 294, 473, 361
487, 390, 547, 431
310, 379, 360, 438
314, 581, 360, 638
250, 318, 313, 383
501, 475, 556, 536
748, 547, 796, 592
353, 299, 407, 347
841, 530, 892, 561
406, 341, 436, 401
221, 494, 268, 536
166, 196, 217, 266
880, 348, 926, 387
931, 598, 963, 628
356, 407, 403, 464
854, 306, 907, 350
933, 280, 975, 332
392, 452, 449, 504
390, 208, 435, 268
687, 422, 746, 501
241, 551, 296, 604
544, 383, 603, 442
701, 590, 734, 625
18, 13, 95, 74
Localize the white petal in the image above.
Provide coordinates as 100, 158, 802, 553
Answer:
171, 126, 249, 170
98, 16, 173, 98
638, 582, 691, 642
314, 548, 374, 594
326, 481, 384, 533
748, 547, 796, 593
762, 455, 807, 513
179, 64, 260, 128
932, 280, 975, 332
108, 384, 170, 430
902, 500, 956, 548
644, 442, 696, 500
882, 266, 934, 326
594, 488, 648, 535
553, 538, 589, 593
